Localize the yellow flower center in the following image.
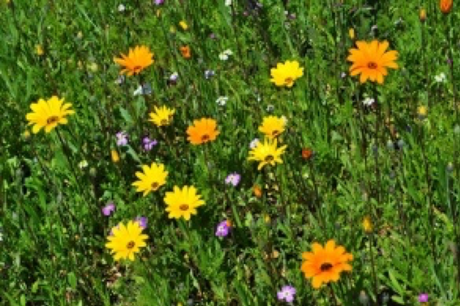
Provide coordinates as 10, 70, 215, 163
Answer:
201, 134, 210, 142
367, 62, 378, 69
284, 77, 293, 85
179, 204, 189, 211
320, 263, 333, 272
47, 116, 59, 125
264, 155, 274, 162
126, 241, 135, 249
151, 182, 159, 190
161, 119, 168, 125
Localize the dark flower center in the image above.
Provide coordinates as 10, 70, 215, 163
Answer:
320, 263, 333, 272
179, 204, 189, 211
265, 155, 274, 162
47, 116, 59, 124
151, 182, 159, 190
285, 77, 293, 85
201, 134, 210, 142
133, 65, 142, 72
161, 119, 168, 125
272, 130, 279, 136
126, 241, 135, 249
367, 62, 378, 69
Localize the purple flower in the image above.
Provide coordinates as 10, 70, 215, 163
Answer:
205, 70, 215, 79
143, 137, 158, 151
418, 293, 429, 303
215, 220, 231, 237
225, 173, 241, 187
154, 0, 164, 5
277, 285, 296, 303
116, 131, 128, 146
135, 216, 148, 229
102, 202, 115, 216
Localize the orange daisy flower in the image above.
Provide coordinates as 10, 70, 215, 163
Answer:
347, 40, 398, 84
180, 45, 191, 59
186, 118, 219, 145
301, 240, 353, 289
114, 45, 154, 76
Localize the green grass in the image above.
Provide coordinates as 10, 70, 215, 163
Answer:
1, 0, 459, 305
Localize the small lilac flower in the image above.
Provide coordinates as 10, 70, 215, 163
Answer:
102, 202, 115, 216
143, 137, 158, 151
418, 293, 429, 303
225, 173, 241, 187
249, 138, 260, 149
209, 33, 217, 39
154, 0, 164, 5
215, 220, 231, 237
169, 72, 179, 84
135, 216, 148, 229
205, 70, 215, 79
277, 285, 296, 303
116, 132, 128, 146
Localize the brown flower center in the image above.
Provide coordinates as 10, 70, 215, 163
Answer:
133, 65, 142, 72
367, 62, 378, 69
272, 130, 279, 136
285, 77, 293, 85
201, 134, 210, 142
161, 119, 168, 125
320, 263, 333, 272
47, 116, 59, 125
179, 204, 189, 211
151, 182, 159, 190
126, 241, 135, 249
265, 155, 274, 162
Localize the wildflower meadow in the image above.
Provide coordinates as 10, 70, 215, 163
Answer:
1, 0, 460, 305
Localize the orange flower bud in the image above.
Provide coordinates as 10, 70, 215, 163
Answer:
253, 185, 262, 198
180, 45, 191, 59
440, 0, 453, 14
419, 8, 427, 22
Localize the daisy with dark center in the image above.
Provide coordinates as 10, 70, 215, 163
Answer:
270, 60, 304, 88
132, 162, 168, 196
186, 118, 219, 145
105, 220, 148, 261
258, 116, 286, 139
114, 45, 154, 76
164, 185, 205, 220
347, 40, 399, 84
248, 138, 287, 170
26, 96, 75, 134
149, 106, 175, 127
301, 239, 353, 289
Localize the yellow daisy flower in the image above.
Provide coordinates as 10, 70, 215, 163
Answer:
248, 138, 287, 170
105, 220, 148, 261
149, 106, 175, 127
26, 96, 75, 134
164, 185, 205, 220
258, 116, 286, 139
114, 45, 154, 76
132, 162, 168, 197
270, 60, 304, 88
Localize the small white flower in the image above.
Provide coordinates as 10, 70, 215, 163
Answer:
249, 138, 260, 149
133, 85, 143, 96
362, 97, 375, 107
118, 4, 126, 12
216, 96, 228, 106
225, 0, 232, 6
78, 160, 88, 169
266, 105, 274, 112
281, 116, 288, 125
219, 49, 233, 61
0, 231, 3, 242
434, 72, 446, 83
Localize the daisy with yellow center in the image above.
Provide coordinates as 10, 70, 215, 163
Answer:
164, 185, 205, 220
186, 118, 220, 145
149, 106, 175, 127
301, 240, 353, 289
248, 138, 287, 170
270, 60, 304, 88
347, 40, 399, 84
132, 162, 168, 197
258, 116, 286, 139
105, 220, 148, 261
114, 45, 154, 76
26, 96, 75, 134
